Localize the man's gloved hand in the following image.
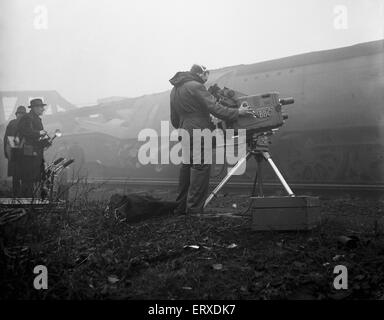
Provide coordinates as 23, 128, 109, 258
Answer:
238, 102, 254, 116
39, 130, 47, 137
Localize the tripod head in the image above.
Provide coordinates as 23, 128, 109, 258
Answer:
247, 130, 274, 154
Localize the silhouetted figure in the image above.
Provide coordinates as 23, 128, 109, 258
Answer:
17, 99, 51, 197
169, 64, 251, 214
3, 106, 27, 196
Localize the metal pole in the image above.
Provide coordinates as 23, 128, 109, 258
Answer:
262, 152, 295, 197
204, 152, 251, 208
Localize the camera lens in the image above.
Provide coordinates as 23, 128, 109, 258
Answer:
279, 98, 294, 105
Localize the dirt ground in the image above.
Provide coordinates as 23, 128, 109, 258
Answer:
1, 185, 384, 300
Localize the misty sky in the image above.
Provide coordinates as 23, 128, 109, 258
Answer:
0, 0, 383, 105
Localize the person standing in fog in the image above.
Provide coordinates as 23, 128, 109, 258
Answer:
17, 98, 51, 197
169, 64, 252, 215
3, 106, 27, 196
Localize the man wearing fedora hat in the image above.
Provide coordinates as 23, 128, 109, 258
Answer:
3, 105, 27, 196
17, 98, 51, 197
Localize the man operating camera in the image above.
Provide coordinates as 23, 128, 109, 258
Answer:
169, 64, 252, 215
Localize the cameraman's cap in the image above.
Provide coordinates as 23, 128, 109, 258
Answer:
15, 106, 26, 115
28, 98, 47, 108
190, 64, 209, 75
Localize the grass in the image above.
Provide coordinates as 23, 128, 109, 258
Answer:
1, 186, 384, 300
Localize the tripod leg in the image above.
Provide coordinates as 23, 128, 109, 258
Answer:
250, 163, 258, 197
262, 152, 295, 197
239, 155, 259, 216
204, 152, 251, 208
256, 154, 264, 197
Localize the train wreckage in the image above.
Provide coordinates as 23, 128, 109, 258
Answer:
0, 40, 383, 188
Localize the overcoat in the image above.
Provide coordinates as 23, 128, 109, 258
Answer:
17, 111, 49, 182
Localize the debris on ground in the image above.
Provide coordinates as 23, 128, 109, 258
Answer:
1, 188, 384, 300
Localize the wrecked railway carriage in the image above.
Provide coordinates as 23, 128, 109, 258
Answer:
0, 40, 383, 187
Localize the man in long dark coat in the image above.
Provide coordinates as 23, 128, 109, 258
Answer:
17, 98, 51, 197
169, 64, 252, 215
3, 106, 27, 196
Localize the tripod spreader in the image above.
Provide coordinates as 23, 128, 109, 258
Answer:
204, 149, 295, 209
204, 152, 251, 208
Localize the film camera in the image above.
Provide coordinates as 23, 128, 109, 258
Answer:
204, 84, 295, 208
208, 84, 294, 135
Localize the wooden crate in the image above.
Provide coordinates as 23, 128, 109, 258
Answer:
251, 196, 320, 231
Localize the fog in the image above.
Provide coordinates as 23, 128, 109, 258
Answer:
0, 0, 383, 105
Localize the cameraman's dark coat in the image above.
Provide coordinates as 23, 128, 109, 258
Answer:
17, 111, 47, 182
169, 71, 239, 214
169, 72, 239, 134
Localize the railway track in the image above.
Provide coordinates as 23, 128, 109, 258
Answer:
1, 178, 382, 200
84, 178, 384, 195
